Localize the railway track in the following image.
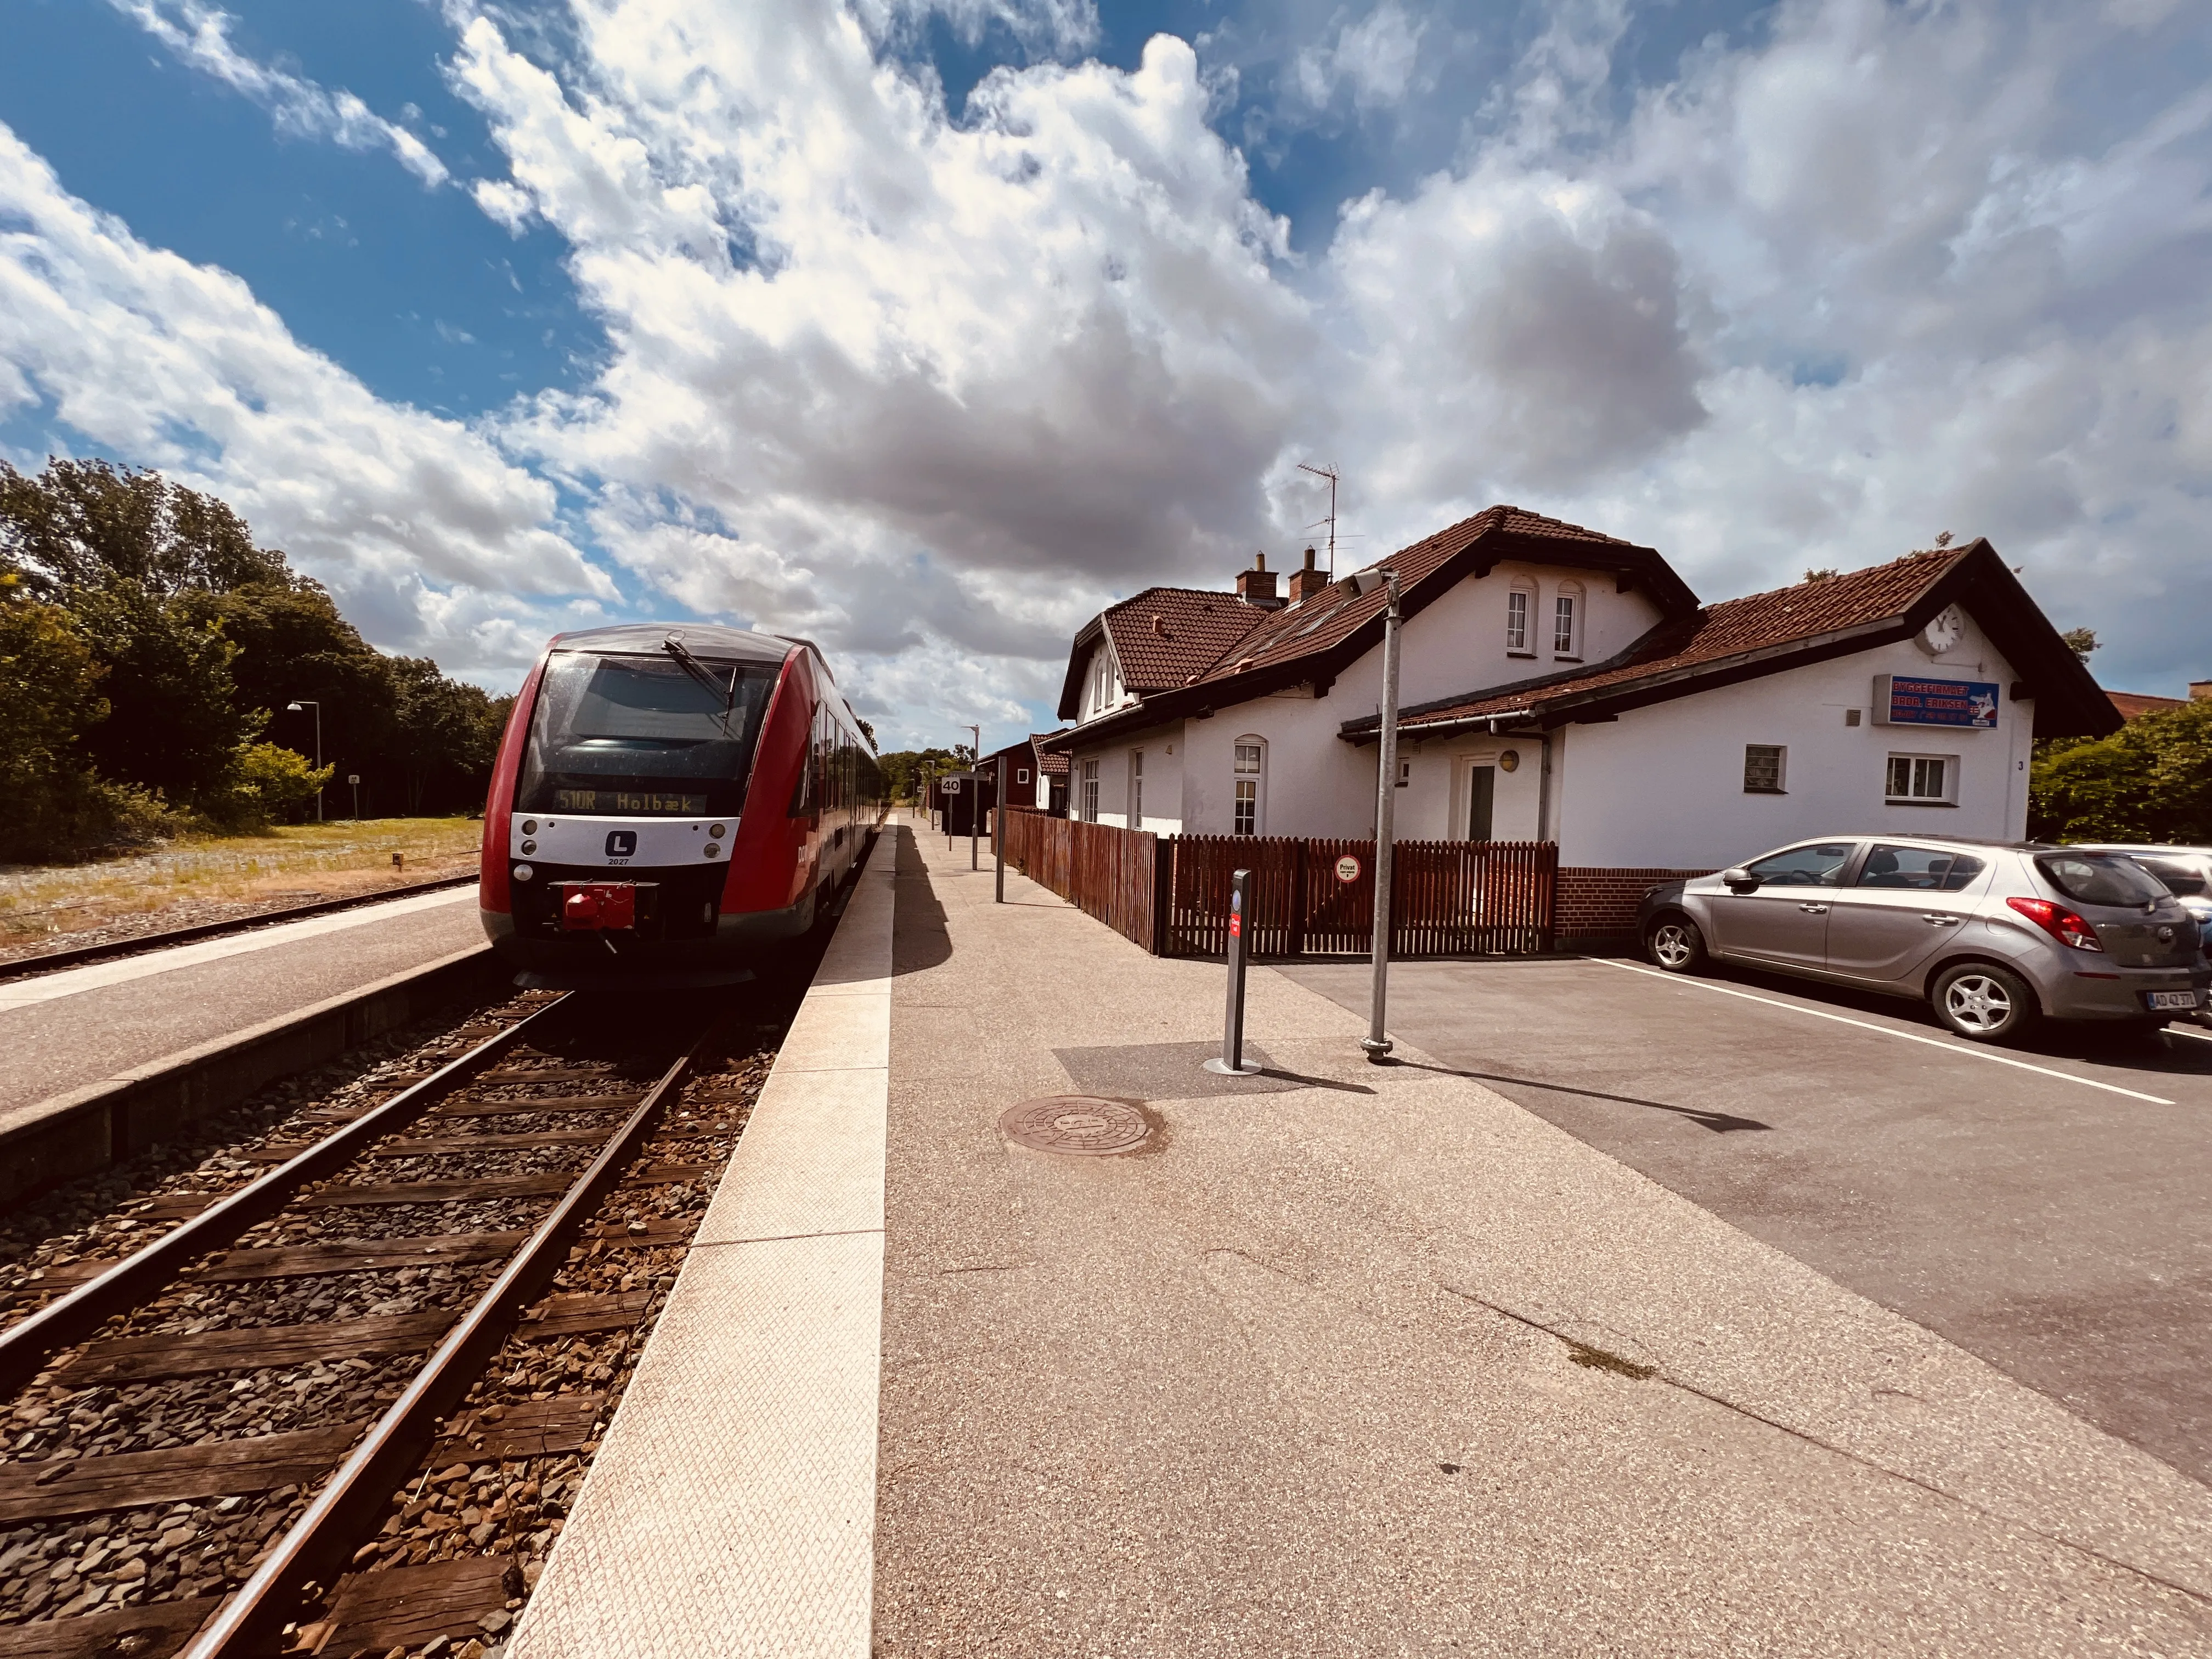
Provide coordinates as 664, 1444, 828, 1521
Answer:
0, 983, 778, 1658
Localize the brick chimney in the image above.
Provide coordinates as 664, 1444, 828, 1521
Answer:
1287, 545, 1330, 605
1236, 551, 1283, 609
2193, 680, 2211, 702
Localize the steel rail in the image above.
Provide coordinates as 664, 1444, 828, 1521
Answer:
0, 994, 568, 1398
0, 873, 479, 984
180, 1019, 715, 1658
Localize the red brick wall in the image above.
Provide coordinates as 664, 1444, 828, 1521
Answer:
1556, 867, 1716, 941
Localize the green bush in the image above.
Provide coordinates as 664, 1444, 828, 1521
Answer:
2030, 698, 2212, 843
198, 741, 337, 832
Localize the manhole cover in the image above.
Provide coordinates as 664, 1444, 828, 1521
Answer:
998, 1096, 1152, 1156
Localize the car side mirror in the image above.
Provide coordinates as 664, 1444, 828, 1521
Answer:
1721, 867, 1759, 893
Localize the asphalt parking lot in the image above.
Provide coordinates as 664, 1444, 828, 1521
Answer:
1278, 952, 2212, 1486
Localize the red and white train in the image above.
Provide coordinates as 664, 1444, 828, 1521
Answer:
478, 623, 885, 984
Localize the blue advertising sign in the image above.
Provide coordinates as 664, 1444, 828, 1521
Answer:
1872, 675, 2000, 729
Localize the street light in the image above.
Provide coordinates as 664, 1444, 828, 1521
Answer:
285, 701, 323, 822
967, 723, 981, 871
1362, 568, 1403, 1064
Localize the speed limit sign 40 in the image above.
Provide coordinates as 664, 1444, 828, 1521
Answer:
1334, 854, 1361, 883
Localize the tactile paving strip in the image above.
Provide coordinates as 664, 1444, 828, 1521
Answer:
509, 846, 894, 1659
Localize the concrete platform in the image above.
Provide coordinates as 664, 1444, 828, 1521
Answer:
511, 840, 893, 1659
507, 822, 2212, 1655
872, 821, 2212, 1655
0, 884, 483, 1119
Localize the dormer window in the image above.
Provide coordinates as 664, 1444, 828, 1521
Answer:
1553, 582, 1583, 658
1506, 580, 1537, 656
1090, 650, 1109, 716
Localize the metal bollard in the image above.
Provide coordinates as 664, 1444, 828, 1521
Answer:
1203, 868, 1261, 1076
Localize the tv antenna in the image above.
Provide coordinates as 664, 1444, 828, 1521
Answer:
1297, 462, 1340, 578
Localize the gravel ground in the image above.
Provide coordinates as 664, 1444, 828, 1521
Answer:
291, 1044, 774, 1659
0, 991, 777, 1651
0, 992, 561, 1321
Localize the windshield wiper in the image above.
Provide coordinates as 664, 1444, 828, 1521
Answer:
662, 636, 738, 733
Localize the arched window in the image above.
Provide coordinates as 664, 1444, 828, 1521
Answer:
1505, 578, 1537, 655
1232, 737, 1266, 836
1553, 579, 1584, 658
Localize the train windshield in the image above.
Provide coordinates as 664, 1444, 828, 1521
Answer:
517, 651, 778, 817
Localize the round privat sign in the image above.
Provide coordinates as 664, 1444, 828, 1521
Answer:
1334, 854, 1361, 883
998, 1096, 1152, 1156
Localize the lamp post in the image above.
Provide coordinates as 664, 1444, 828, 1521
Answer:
967, 724, 981, 872
1362, 568, 1403, 1064
285, 701, 323, 822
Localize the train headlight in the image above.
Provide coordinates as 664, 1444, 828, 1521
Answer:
709, 823, 726, 837
512, 864, 534, 882
521, 819, 538, 834
520, 839, 537, 854
703, 844, 720, 857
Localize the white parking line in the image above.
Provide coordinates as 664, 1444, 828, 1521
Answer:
2171, 1024, 2212, 1045
1585, 956, 2178, 1106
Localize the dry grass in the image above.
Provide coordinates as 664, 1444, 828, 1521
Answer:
0, 818, 484, 954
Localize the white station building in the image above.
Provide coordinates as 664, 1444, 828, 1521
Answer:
1038, 507, 2116, 897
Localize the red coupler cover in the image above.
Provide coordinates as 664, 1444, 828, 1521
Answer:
561, 882, 636, 931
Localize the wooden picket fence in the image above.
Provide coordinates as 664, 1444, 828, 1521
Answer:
1001, 814, 1555, 960
1002, 810, 1163, 953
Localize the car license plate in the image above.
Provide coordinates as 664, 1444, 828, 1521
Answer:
2146, 990, 2204, 1011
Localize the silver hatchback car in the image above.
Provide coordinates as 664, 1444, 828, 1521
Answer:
1635, 836, 2211, 1042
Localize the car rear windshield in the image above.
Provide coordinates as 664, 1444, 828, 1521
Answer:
2135, 857, 2209, 898
517, 651, 778, 818
2036, 853, 2171, 909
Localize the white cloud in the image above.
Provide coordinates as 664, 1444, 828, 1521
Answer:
0, 122, 613, 680
853, 0, 1100, 60
1288, 4, 1429, 112
108, 0, 452, 188
443, 5, 1316, 729
1312, 0, 2212, 691
9, 0, 2211, 733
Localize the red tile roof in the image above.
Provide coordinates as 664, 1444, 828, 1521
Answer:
1086, 506, 1651, 703
1199, 506, 1644, 689
1099, 588, 1267, 691
1028, 732, 1070, 775
1391, 547, 1971, 730
2105, 690, 2190, 721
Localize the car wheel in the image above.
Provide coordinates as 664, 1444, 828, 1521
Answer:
1931, 962, 2039, 1043
1646, 914, 1708, 974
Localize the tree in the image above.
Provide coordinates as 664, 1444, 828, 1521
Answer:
387, 656, 507, 814
68, 578, 252, 805
2061, 627, 2099, 665
1, 455, 535, 837
2029, 698, 2212, 843
0, 458, 286, 596
877, 748, 962, 802
177, 578, 400, 798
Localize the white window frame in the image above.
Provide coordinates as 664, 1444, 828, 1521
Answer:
1079, 757, 1101, 821
1884, 752, 1959, 805
1130, 748, 1144, 828
1743, 744, 1787, 794
1016, 766, 1031, 784
1090, 650, 1109, 719
1553, 580, 1583, 659
1505, 584, 1534, 656
1232, 737, 1266, 837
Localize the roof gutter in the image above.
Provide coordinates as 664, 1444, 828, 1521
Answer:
1342, 709, 1538, 743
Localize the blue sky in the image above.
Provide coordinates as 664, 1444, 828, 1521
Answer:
3, 0, 2209, 751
